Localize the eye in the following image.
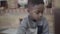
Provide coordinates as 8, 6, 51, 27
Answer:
36, 10, 43, 14
36, 10, 40, 14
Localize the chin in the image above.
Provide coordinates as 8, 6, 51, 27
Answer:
34, 18, 39, 20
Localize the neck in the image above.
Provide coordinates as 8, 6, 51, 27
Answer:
29, 15, 40, 22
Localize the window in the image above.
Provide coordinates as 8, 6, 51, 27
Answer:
0, 0, 8, 8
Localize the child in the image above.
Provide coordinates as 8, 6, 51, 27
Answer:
17, 0, 49, 34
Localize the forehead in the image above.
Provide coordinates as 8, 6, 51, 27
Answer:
28, 4, 44, 13
28, 4, 44, 10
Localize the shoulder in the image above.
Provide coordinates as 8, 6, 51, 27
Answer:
21, 16, 29, 23
42, 16, 48, 26
42, 16, 48, 24
42, 16, 47, 21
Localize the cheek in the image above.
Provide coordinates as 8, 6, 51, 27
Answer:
39, 13, 43, 17
31, 14, 38, 18
32, 16, 38, 20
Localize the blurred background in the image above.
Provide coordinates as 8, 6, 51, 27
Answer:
0, 0, 60, 34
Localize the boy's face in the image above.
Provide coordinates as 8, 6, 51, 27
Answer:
28, 4, 44, 21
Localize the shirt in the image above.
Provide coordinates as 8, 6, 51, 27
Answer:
17, 15, 49, 34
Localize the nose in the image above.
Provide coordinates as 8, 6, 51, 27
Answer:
39, 13, 42, 17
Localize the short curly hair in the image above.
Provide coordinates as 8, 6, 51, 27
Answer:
28, 0, 44, 5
